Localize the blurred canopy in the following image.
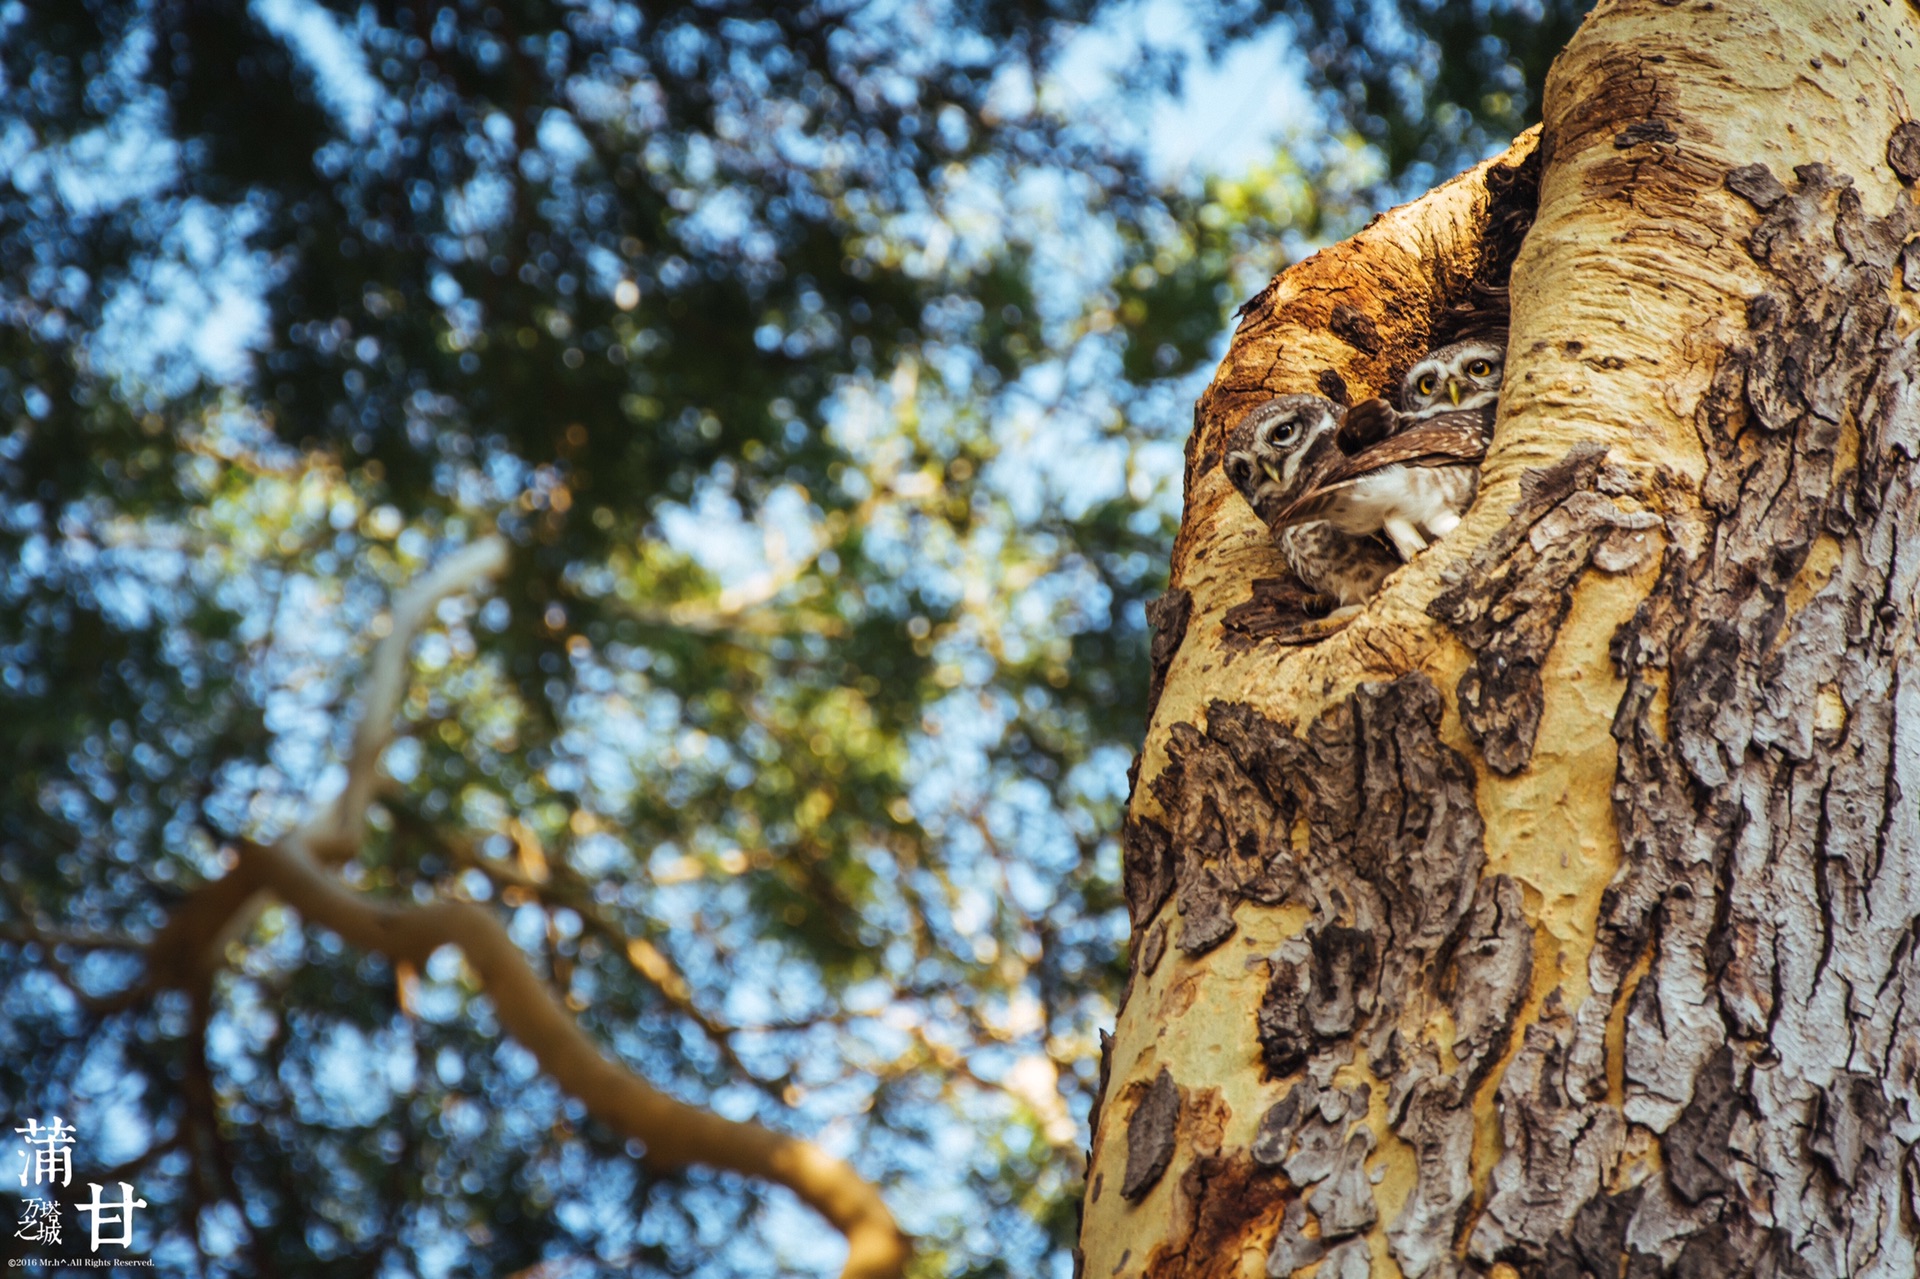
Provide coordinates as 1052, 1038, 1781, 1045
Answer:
0, 0, 1586, 1274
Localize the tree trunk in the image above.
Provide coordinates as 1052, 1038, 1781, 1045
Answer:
1081, 4, 1920, 1277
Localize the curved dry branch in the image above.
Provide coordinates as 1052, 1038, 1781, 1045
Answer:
147, 537, 514, 989
237, 837, 910, 1278
314, 535, 512, 860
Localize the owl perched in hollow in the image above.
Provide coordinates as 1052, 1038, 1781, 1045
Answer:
1286, 339, 1503, 561
1405, 339, 1505, 417
1222, 394, 1400, 615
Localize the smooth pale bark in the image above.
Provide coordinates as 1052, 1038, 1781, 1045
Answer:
1082, 3, 1920, 1277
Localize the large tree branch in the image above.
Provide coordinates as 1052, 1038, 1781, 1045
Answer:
237, 836, 910, 1278
146, 537, 512, 990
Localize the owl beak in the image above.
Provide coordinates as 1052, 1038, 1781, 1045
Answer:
1447, 380, 1462, 405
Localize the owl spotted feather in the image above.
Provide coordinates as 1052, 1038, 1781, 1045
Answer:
1222, 394, 1399, 617
1281, 339, 1503, 560
1221, 341, 1504, 624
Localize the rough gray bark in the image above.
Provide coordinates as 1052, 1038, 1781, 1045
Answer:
1469, 155, 1920, 1279
1104, 673, 1538, 1275
1431, 442, 1663, 775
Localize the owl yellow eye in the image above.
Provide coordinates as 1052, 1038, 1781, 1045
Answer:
1275, 423, 1297, 445
1416, 374, 1437, 396
1467, 359, 1494, 377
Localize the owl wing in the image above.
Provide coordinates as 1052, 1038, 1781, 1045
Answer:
1275, 414, 1489, 526
1336, 397, 1401, 455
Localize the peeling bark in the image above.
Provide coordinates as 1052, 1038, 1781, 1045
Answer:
1264, 1199, 1323, 1276
1432, 442, 1661, 775
1473, 122, 1920, 1279
1116, 674, 1535, 1276
1122, 814, 1177, 935
1486, 158, 1919, 1277
1220, 575, 1335, 649
1154, 1151, 1293, 1279
1124, 1068, 1183, 1202
1147, 588, 1194, 722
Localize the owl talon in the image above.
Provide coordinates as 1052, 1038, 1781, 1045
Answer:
1383, 518, 1429, 561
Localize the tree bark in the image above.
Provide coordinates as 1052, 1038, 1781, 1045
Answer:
1082, 4, 1920, 1277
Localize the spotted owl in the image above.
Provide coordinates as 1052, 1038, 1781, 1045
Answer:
1222, 394, 1400, 614
1287, 339, 1503, 561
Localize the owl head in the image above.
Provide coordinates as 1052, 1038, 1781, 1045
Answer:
1401, 340, 1505, 414
1222, 394, 1343, 525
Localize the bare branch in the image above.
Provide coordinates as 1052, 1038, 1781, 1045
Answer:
145, 537, 511, 990
314, 535, 511, 860
238, 837, 911, 1279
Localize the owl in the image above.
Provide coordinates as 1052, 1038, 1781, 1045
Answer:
1284, 339, 1504, 560
1222, 395, 1400, 614
1403, 339, 1505, 418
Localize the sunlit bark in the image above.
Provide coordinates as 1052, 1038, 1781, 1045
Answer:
1083, 3, 1920, 1276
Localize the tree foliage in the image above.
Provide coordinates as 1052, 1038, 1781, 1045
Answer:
0, 1, 1585, 1274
